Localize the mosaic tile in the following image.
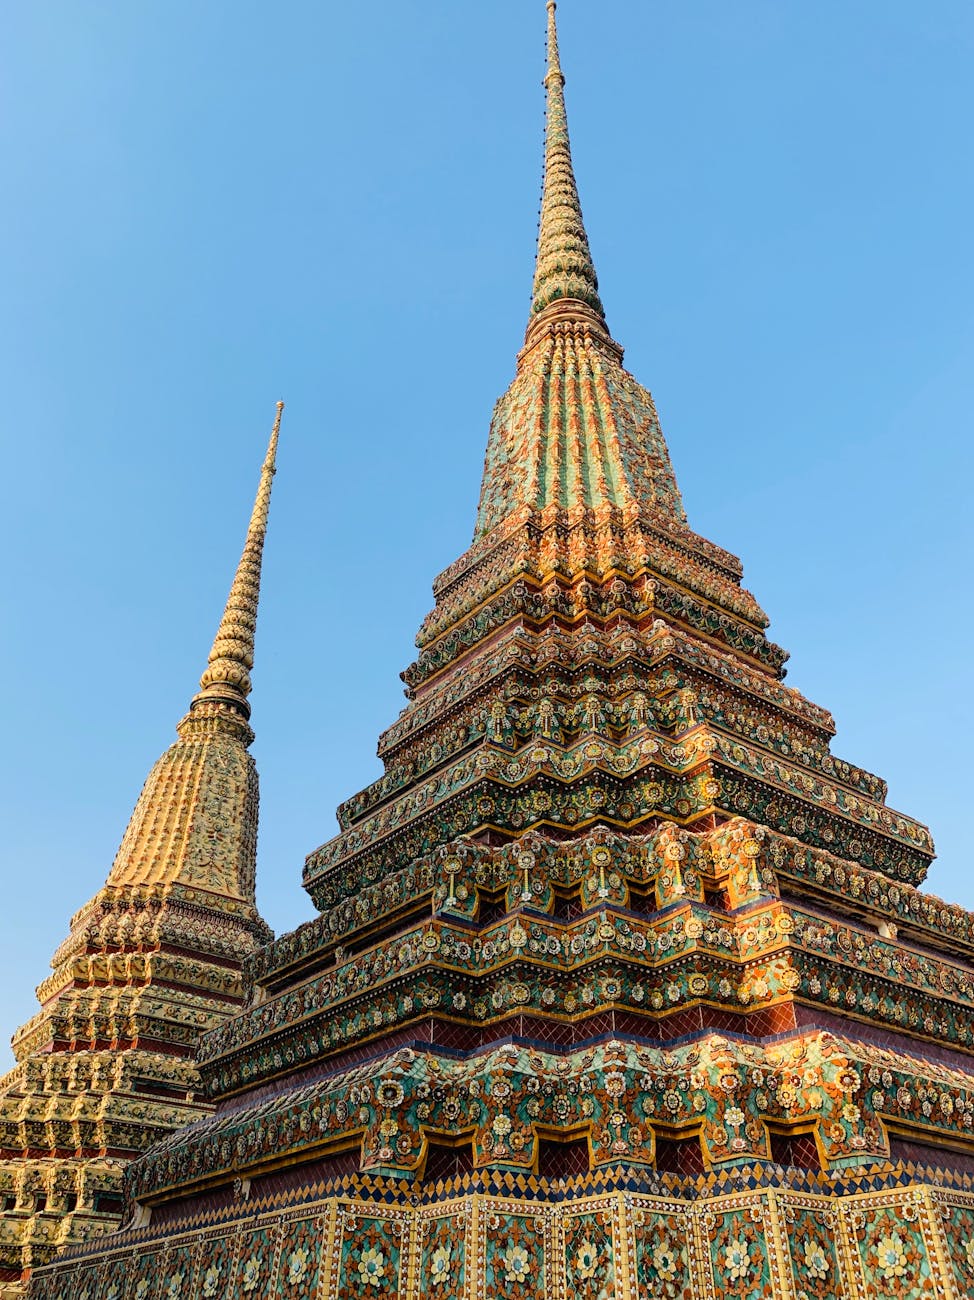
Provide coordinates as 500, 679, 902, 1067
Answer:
633, 1209, 693, 1300
852, 1203, 933, 1300
336, 1214, 404, 1299
940, 1201, 974, 1295
563, 1211, 615, 1300
483, 1211, 545, 1300
707, 1207, 774, 1300
278, 1214, 326, 1299
157, 1240, 198, 1300
232, 1222, 280, 1299
195, 1232, 238, 1300
781, 1205, 841, 1300
28, 1275, 56, 1300
83, 1261, 114, 1300
117, 1249, 167, 1300
419, 1212, 466, 1298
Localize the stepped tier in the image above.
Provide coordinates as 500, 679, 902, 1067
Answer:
30, 812, 974, 1300
0, 886, 267, 1282
303, 508, 930, 905
35, 392, 964, 1293
111, 813, 974, 1205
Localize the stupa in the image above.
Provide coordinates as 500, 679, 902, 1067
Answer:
0, 408, 282, 1295
30, 5, 974, 1299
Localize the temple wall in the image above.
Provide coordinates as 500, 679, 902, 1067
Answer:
27, 1179, 974, 1299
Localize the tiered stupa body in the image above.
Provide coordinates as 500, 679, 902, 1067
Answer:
31, 8, 974, 1299
0, 409, 283, 1294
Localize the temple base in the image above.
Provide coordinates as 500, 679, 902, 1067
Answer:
27, 1165, 974, 1298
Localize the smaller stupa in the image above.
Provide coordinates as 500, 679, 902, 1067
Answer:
0, 406, 283, 1295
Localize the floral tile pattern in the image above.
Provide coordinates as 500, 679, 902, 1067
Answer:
195, 1233, 238, 1300
232, 1224, 280, 1299
782, 1206, 840, 1300
278, 1214, 326, 1299
483, 1211, 546, 1300
337, 1214, 403, 1299
28, 1184, 974, 1299
633, 1210, 692, 1300
45, 1264, 74, 1300
419, 1213, 465, 1299
87, 1262, 115, 1300
76, 1274, 99, 1300
563, 1211, 614, 1300
158, 1242, 197, 1300
852, 1204, 932, 1300
940, 1201, 974, 1295
29, 1274, 57, 1300
127, 1250, 167, 1300
707, 1208, 774, 1300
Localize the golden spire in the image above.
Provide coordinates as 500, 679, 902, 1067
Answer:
190, 401, 283, 727
528, 0, 606, 338
475, 3, 687, 538
104, 403, 283, 893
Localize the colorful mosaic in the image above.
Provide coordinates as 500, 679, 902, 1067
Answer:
417, 1214, 463, 1299
482, 1211, 544, 1300
25, 1183, 974, 1298
563, 1209, 615, 1300
277, 1215, 325, 1299
233, 1223, 279, 1299
335, 1215, 404, 1300
780, 1204, 841, 1299
706, 1207, 776, 1299
938, 1199, 974, 1295
632, 1209, 693, 1300
851, 1200, 935, 1300
25, 4, 974, 1299
195, 1235, 237, 1300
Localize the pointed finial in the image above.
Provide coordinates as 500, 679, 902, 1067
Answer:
528, 0, 606, 338
545, 1, 563, 84
189, 402, 284, 728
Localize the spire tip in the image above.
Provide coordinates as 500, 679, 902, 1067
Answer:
529, 0, 606, 336
188, 409, 283, 730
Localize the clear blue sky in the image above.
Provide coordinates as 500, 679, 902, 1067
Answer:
2, 2, 972, 1066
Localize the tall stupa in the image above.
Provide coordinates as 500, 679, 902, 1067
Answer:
0, 408, 283, 1295
29, 6, 974, 1299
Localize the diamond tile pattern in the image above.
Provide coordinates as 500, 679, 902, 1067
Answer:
888, 1138, 974, 1176
424, 1141, 475, 1184
538, 1138, 590, 1180
654, 1135, 705, 1178
252, 1151, 361, 1200
746, 1005, 797, 1036
769, 1132, 820, 1172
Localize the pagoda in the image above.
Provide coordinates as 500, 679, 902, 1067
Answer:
0, 408, 282, 1295
29, 5, 974, 1299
